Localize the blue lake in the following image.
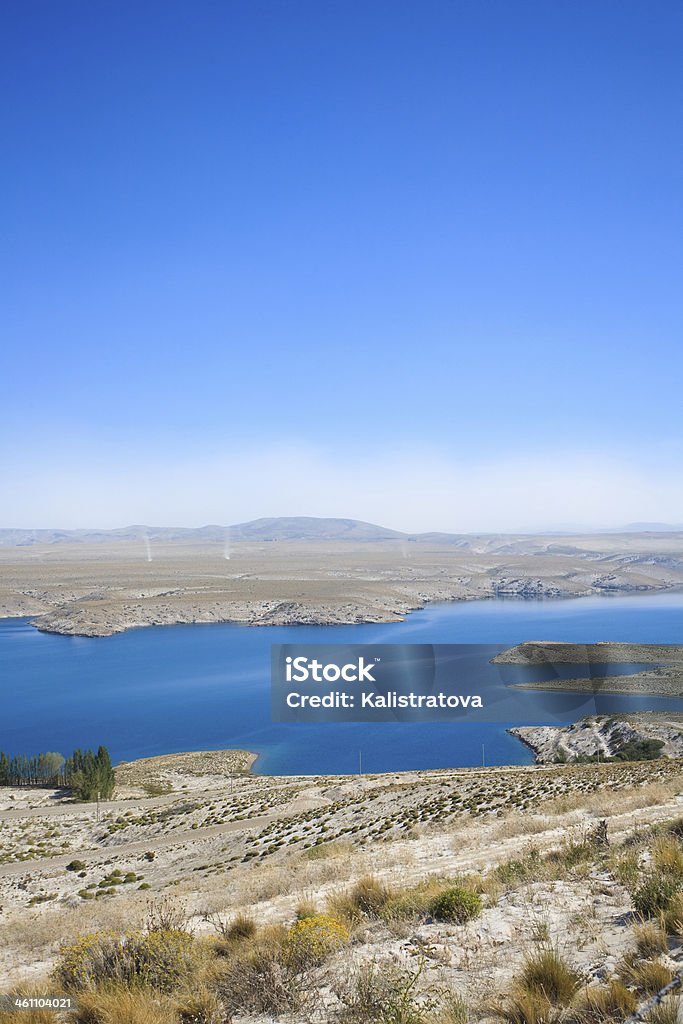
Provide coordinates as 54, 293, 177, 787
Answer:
1, 592, 682, 774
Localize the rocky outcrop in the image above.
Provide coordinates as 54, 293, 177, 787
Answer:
510, 713, 683, 763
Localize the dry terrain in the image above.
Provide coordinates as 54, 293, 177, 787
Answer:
511, 712, 683, 762
3, 751, 683, 1022
1, 528, 682, 636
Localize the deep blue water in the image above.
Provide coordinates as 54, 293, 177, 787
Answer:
1, 592, 682, 774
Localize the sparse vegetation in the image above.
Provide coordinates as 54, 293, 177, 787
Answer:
2, 756, 683, 1023
333, 958, 441, 1024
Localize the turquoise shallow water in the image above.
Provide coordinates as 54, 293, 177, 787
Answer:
1, 591, 682, 774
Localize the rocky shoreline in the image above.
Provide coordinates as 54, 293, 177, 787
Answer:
509, 712, 683, 763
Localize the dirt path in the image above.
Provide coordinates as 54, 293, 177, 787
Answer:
0, 802, 313, 878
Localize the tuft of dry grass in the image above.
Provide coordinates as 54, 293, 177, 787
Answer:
491, 986, 556, 1024
633, 920, 668, 958
660, 891, 683, 936
618, 955, 673, 996
220, 912, 256, 943
492, 948, 582, 1024
607, 848, 640, 889
651, 836, 683, 878
211, 924, 302, 1018
520, 948, 582, 1005
172, 983, 225, 1024
567, 980, 637, 1023
646, 994, 682, 1024
327, 875, 392, 925
433, 993, 469, 1024
294, 897, 318, 920
71, 987, 177, 1024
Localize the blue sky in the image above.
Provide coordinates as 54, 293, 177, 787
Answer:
2, 1, 682, 531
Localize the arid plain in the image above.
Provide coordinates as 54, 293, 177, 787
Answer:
1, 522, 682, 636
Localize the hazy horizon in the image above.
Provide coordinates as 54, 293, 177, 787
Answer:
4, 439, 683, 534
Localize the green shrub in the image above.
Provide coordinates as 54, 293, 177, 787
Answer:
429, 886, 482, 924
493, 850, 541, 887
66, 860, 86, 872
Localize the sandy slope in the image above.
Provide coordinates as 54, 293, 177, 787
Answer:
2, 751, 683, 1000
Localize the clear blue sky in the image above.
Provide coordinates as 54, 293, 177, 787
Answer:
2, 1, 682, 530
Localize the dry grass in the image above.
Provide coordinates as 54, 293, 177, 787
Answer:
543, 779, 682, 819
71, 988, 176, 1024
651, 836, 683, 877
327, 875, 392, 925
491, 986, 557, 1024
213, 911, 256, 943
646, 994, 682, 1024
633, 921, 668, 958
0, 900, 149, 965
519, 949, 582, 1005
660, 891, 683, 935
4, 761, 683, 1021
607, 847, 640, 889
567, 980, 637, 1023
618, 955, 673, 996
211, 925, 304, 1018
294, 897, 318, 920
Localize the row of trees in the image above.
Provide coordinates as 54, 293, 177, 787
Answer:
0, 745, 115, 801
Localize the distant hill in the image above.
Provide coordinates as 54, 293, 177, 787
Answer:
0, 518, 409, 546
228, 517, 406, 541
1, 517, 682, 548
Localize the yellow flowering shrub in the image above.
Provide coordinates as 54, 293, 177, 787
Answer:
283, 914, 349, 971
